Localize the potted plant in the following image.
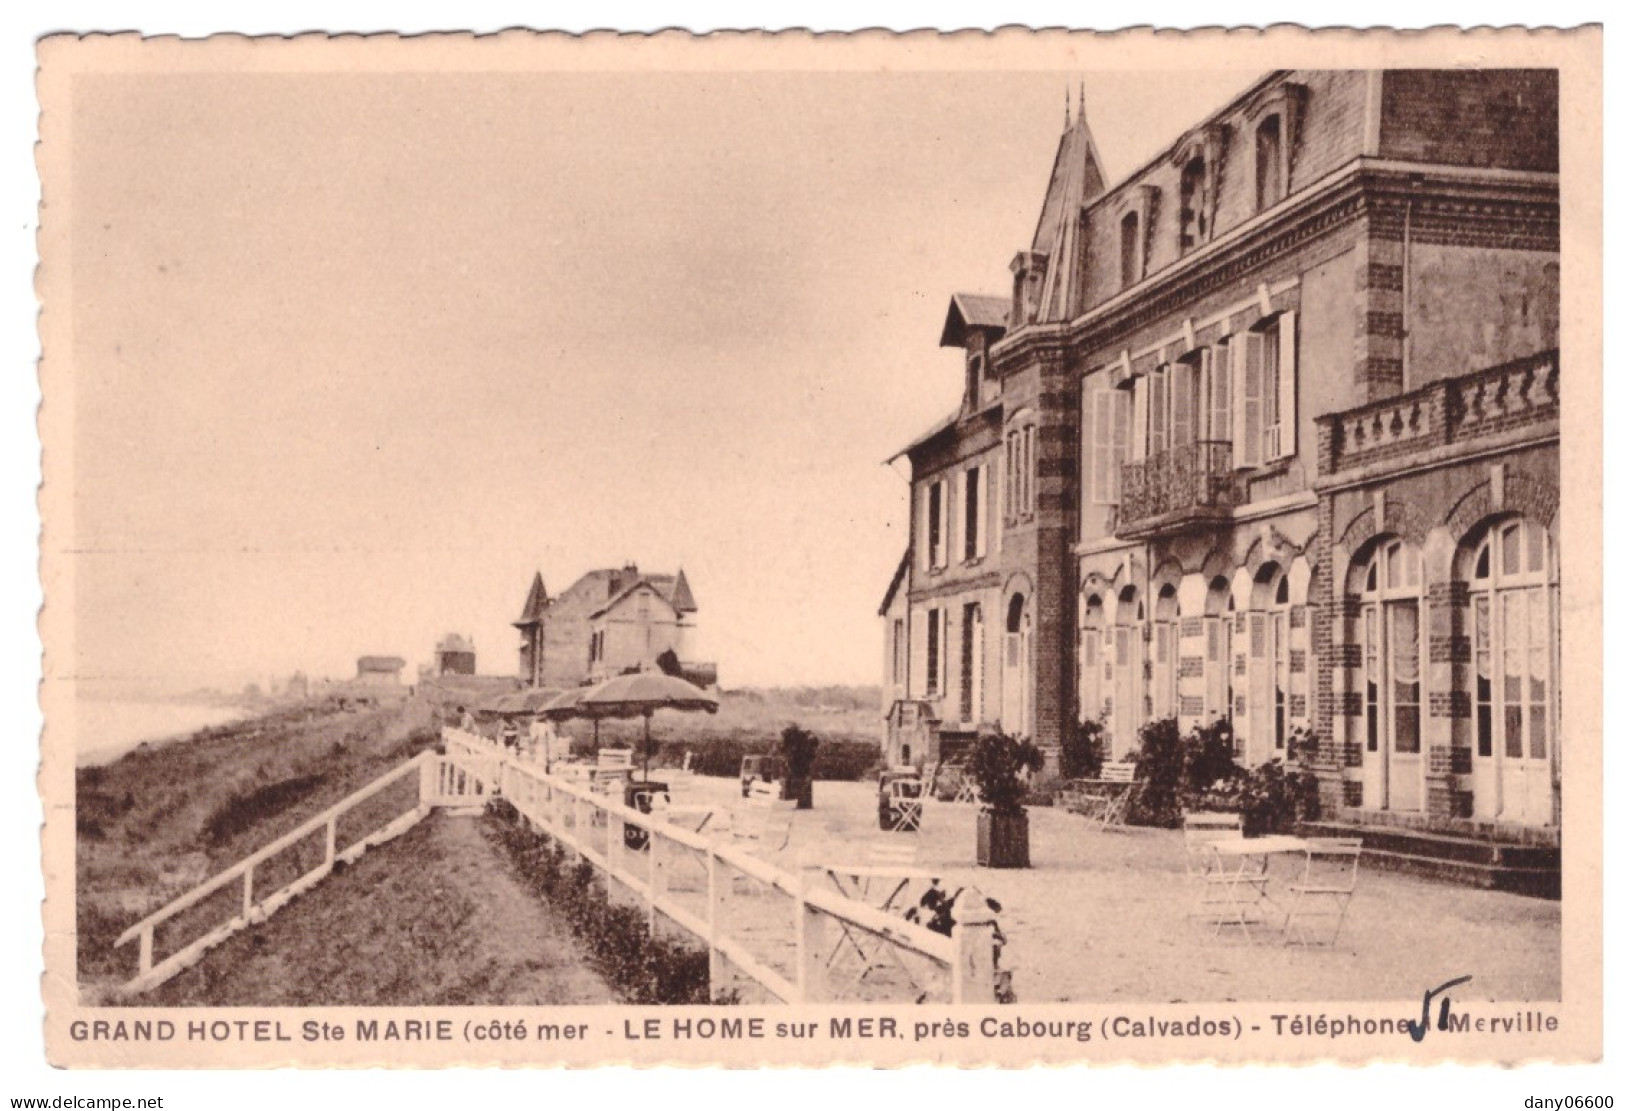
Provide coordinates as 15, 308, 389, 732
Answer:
778, 723, 819, 809
969, 732, 1044, 868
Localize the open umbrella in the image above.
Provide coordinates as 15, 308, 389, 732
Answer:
579, 671, 720, 779
538, 683, 636, 748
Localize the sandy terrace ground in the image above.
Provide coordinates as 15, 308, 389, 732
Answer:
605, 772, 1560, 1007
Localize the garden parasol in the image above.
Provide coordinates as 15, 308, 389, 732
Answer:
579, 671, 719, 779
537, 683, 635, 748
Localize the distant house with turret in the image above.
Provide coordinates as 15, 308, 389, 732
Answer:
513, 564, 716, 689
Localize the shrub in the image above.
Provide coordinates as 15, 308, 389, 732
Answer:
810, 740, 882, 782
1182, 717, 1240, 794
1124, 717, 1183, 828
1059, 718, 1107, 780
201, 774, 327, 844
482, 801, 713, 1004
968, 733, 1044, 816
779, 723, 820, 781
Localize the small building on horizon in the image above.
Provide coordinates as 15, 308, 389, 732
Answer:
434, 633, 477, 676
355, 655, 406, 688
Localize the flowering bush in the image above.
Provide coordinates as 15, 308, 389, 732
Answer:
1123, 719, 1319, 834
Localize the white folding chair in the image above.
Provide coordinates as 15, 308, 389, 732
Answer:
1281, 838, 1362, 946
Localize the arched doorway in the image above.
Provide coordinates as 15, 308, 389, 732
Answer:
1352, 538, 1423, 812
1465, 517, 1557, 826
1002, 593, 1031, 739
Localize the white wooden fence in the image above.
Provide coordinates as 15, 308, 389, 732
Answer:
112, 731, 997, 1004
446, 728, 997, 1004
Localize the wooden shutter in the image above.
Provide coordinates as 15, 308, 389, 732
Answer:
1209, 343, 1231, 445
1132, 378, 1149, 461
1276, 310, 1297, 458
1091, 391, 1115, 504
1149, 365, 1168, 455
1172, 360, 1194, 446
952, 470, 965, 565
1238, 331, 1266, 468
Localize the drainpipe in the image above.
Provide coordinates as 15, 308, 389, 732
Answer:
1401, 173, 1424, 391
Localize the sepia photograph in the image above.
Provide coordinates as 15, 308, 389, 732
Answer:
33, 24, 1602, 1070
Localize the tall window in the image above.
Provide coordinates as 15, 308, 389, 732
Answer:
1270, 573, 1293, 753
1255, 114, 1283, 210
1080, 595, 1105, 722
1179, 157, 1209, 253
925, 607, 944, 697
1471, 519, 1556, 767
1152, 585, 1179, 719
1236, 312, 1297, 467
1006, 425, 1036, 519
963, 466, 983, 560
960, 602, 984, 722
1120, 211, 1141, 289
1357, 541, 1424, 808
926, 480, 945, 570
890, 618, 905, 691
967, 353, 983, 410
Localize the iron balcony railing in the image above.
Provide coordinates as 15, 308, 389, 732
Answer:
1117, 440, 1240, 536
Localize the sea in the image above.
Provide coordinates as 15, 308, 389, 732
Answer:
75, 700, 253, 767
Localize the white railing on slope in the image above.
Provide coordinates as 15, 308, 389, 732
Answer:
112, 747, 497, 995
442, 727, 998, 1004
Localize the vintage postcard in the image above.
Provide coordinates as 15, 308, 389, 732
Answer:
37, 26, 1602, 1068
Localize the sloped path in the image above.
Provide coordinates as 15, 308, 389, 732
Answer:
145, 811, 614, 1006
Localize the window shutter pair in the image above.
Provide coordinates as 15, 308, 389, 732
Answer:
1234, 310, 1297, 467
1090, 389, 1133, 505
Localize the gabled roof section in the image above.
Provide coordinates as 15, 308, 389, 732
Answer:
939, 293, 1011, 348
878, 549, 912, 616
884, 409, 959, 465
512, 571, 549, 628
1031, 88, 1109, 324
590, 578, 682, 621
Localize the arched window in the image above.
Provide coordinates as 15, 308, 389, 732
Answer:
1354, 538, 1423, 812
1080, 594, 1106, 723
1152, 584, 1180, 718
1255, 114, 1283, 210
1120, 211, 1141, 290
1109, 585, 1143, 757
1205, 576, 1235, 729
1250, 562, 1295, 758
1468, 518, 1557, 825
1003, 593, 1032, 739
1179, 156, 1208, 253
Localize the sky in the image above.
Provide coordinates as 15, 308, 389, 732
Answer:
63, 65, 1264, 691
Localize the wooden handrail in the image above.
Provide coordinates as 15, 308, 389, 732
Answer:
115, 751, 432, 948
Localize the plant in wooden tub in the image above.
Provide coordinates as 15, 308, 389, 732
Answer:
969, 732, 1044, 868
778, 723, 820, 810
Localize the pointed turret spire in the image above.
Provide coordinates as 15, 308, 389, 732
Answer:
513, 571, 550, 627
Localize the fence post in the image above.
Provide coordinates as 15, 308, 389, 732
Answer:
795, 877, 832, 1003
606, 809, 625, 897
571, 793, 585, 861
418, 753, 435, 812
647, 830, 667, 933
241, 866, 254, 921
705, 845, 732, 1001
951, 892, 998, 1004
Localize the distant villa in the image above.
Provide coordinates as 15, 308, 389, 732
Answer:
513, 564, 717, 690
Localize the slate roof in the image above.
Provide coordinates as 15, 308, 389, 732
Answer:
939, 293, 1011, 348
884, 409, 960, 465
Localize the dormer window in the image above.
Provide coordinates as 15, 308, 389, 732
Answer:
1255, 114, 1283, 210
967, 352, 984, 410
1179, 156, 1209, 252
1119, 211, 1141, 290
